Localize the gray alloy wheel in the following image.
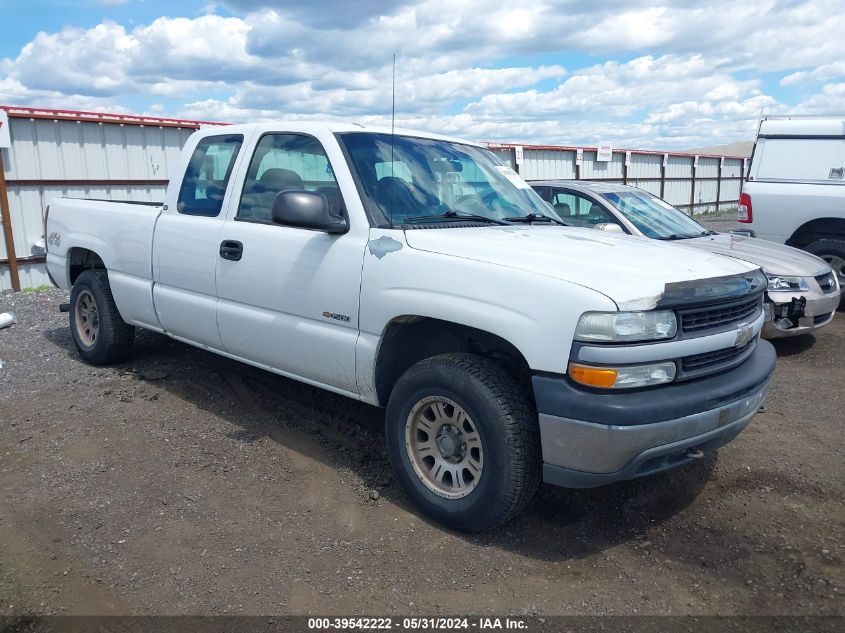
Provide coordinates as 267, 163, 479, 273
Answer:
74, 288, 100, 348
404, 395, 483, 499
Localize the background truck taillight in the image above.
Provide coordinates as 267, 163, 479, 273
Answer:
738, 193, 752, 223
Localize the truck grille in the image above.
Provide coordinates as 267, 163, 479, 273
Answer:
681, 341, 754, 373
815, 271, 837, 294
679, 296, 761, 333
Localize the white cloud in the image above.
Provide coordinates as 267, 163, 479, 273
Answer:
1, 0, 843, 149
781, 61, 845, 86
794, 82, 845, 113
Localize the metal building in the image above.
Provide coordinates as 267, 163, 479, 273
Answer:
485, 143, 746, 215
0, 106, 220, 292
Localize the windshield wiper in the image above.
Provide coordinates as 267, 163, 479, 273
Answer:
654, 233, 703, 240
502, 213, 568, 226
403, 211, 514, 226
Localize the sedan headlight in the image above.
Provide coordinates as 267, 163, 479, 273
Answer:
766, 275, 809, 292
574, 310, 677, 342
569, 361, 677, 389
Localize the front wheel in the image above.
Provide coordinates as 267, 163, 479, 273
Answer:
385, 353, 541, 532
69, 270, 135, 364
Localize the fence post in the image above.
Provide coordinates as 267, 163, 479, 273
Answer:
623, 151, 629, 185
716, 157, 723, 213
0, 150, 21, 292
660, 154, 667, 199
689, 155, 697, 216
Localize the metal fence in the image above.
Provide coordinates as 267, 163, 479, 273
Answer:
485, 143, 746, 215
1, 105, 748, 292
0, 106, 216, 291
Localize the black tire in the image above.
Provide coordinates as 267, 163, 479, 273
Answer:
385, 353, 541, 532
69, 269, 135, 364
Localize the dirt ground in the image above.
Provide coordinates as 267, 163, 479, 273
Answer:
0, 288, 842, 618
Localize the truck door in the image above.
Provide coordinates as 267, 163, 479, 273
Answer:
152, 133, 244, 350
214, 132, 365, 394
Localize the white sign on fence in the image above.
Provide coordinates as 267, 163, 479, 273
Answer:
514, 145, 524, 167
596, 142, 613, 162
0, 110, 10, 148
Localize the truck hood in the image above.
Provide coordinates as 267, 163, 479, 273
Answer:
680, 233, 830, 277
403, 226, 758, 310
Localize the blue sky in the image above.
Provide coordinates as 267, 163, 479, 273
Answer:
1, 0, 843, 149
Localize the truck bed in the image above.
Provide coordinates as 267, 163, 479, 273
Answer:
46, 197, 164, 330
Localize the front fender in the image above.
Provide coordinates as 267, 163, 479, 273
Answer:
355, 229, 617, 403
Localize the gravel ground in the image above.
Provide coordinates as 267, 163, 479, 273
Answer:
694, 211, 742, 234
0, 288, 842, 618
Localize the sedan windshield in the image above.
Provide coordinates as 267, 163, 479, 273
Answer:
600, 190, 712, 239
337, 132, 558, 227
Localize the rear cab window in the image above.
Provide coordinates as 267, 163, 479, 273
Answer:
177, 134, 244, 216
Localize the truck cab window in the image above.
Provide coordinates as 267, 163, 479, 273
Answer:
238, 134, 343, 222
176, 134, 243, 216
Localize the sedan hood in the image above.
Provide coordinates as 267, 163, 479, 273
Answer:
403, 226, 758, 310
681, 234, 829, 276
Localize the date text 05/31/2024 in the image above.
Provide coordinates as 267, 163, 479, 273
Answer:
307, 617, 529, 630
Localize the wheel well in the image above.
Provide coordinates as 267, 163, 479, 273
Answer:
68, 248, 106, 285
374, 317, 532, 407
787, 218, 845, 248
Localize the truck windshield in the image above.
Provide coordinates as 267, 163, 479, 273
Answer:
601, 190, 712, 239
337, 132, 558, 228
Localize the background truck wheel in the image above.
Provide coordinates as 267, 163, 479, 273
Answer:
803, 239, 845, 295
385, 353, 541, 532
69, 270, 135, 364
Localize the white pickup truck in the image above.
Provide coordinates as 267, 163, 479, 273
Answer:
45, 122, 776, 531
738, 115, 845, 289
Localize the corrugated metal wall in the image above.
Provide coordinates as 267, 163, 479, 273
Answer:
1, 111, 199, 291
489, 144, 746, 217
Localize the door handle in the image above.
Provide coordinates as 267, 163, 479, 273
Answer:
219, 240, 243, 261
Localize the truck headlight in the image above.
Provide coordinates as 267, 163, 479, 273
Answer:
574, 310, 677, 342
767, 275, 809, 292
569, 362, 676, 389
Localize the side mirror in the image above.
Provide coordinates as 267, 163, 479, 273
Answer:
271, 190, 348, 234
594, 223, 624, 234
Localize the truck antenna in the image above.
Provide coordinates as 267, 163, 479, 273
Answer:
390, 53, 396, 228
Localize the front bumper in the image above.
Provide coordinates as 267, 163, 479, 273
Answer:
763, 289, 841, 338
535, 340, 776, 488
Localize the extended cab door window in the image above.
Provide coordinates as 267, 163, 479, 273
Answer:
176, 134, 243, 216
237, 134, 344, 223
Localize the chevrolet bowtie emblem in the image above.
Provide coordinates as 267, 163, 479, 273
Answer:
734, 324, 754, 348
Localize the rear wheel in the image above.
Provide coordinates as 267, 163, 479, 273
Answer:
385, 353, 541, 532
69, 270, 135, 364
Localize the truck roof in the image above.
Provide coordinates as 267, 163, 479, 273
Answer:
197, 120, 484, 148
527, 179, 635, 194
758, 115, 845, 138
